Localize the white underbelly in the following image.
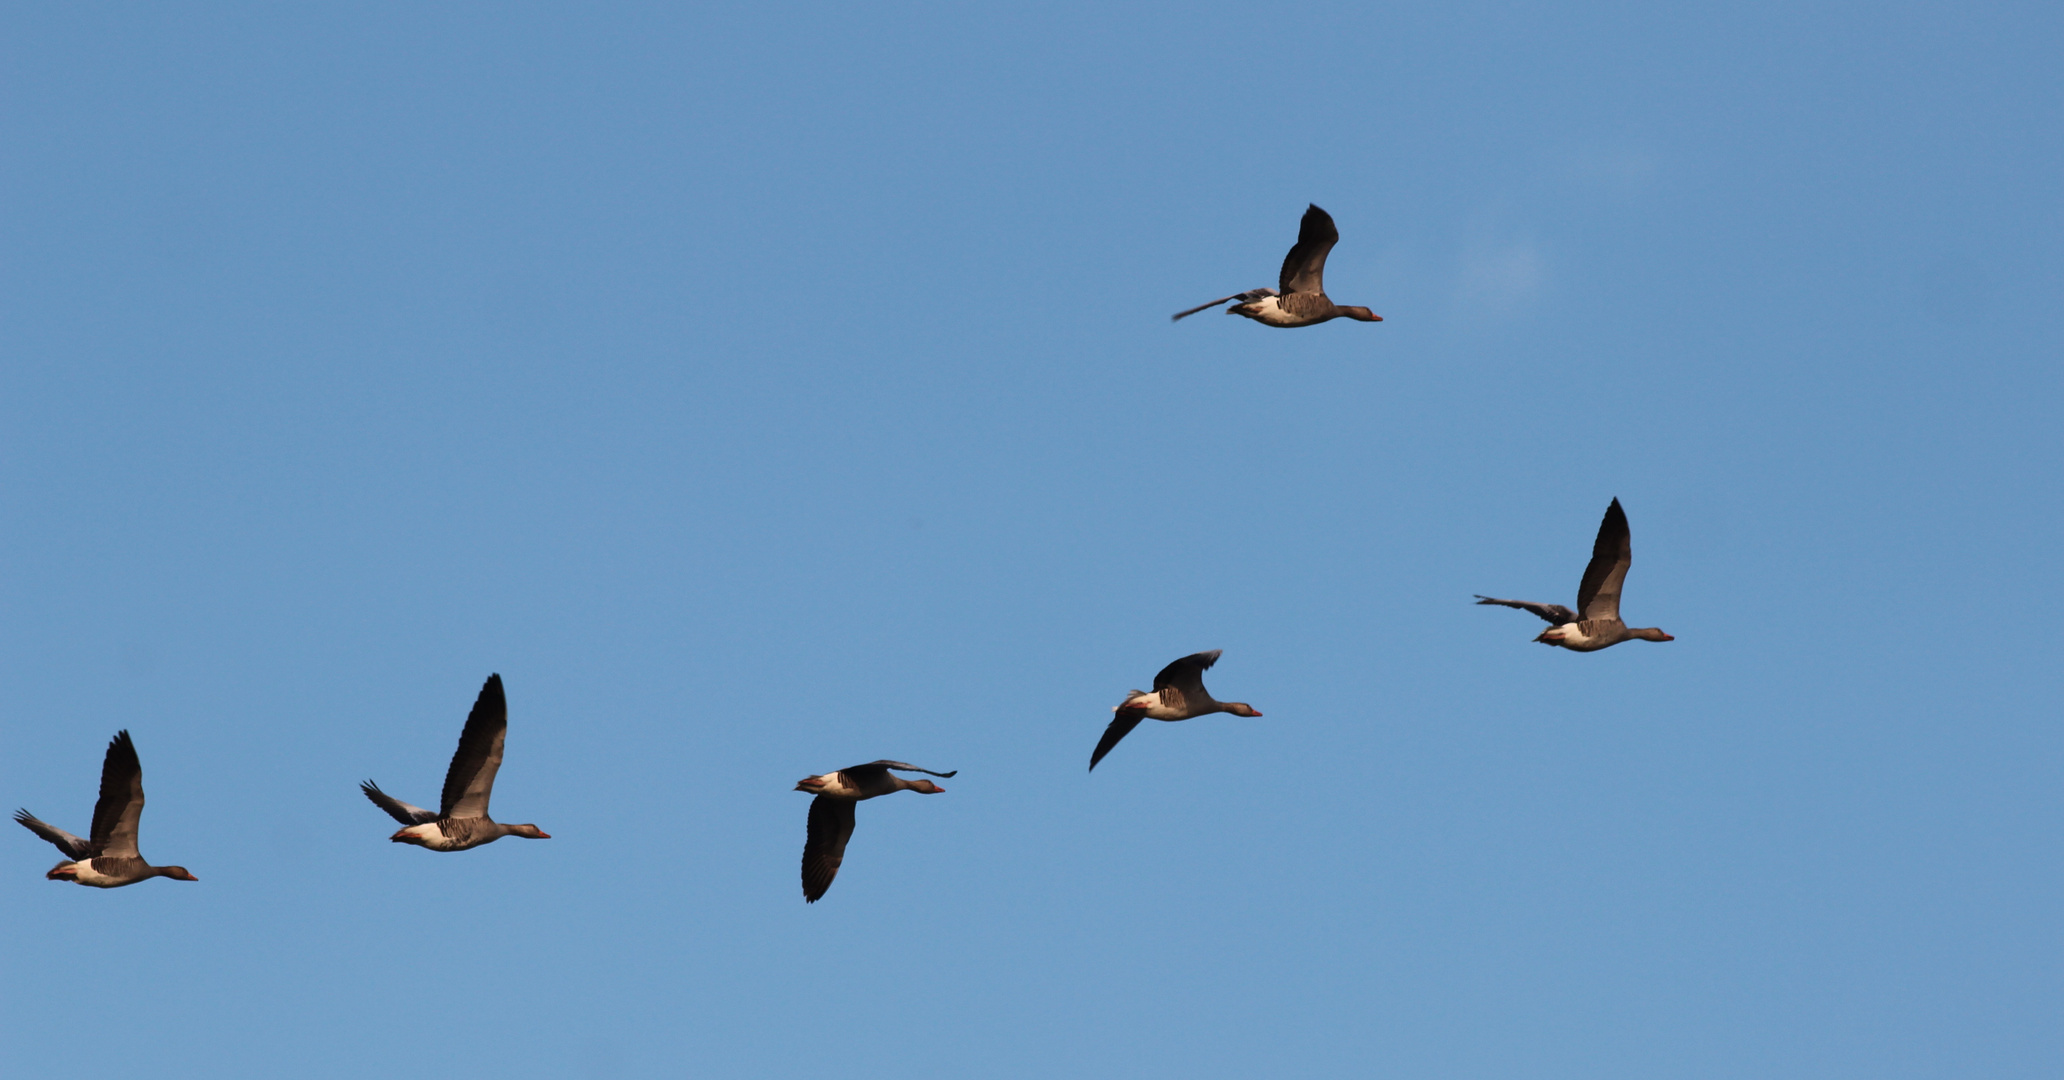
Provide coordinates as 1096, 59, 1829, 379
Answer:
1245, 296, 1305, 326
71, 860, 124, 887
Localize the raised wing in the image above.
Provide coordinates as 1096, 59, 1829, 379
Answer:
13, 809, 91, 860
1171, 288, 1276, 321
1576, 499, 1632, 622
90, 730, 145, 859
1279, 205, 1339, 296
801, 794, 857, 903
1152, 650, 1222, 696
440, 674, 508, 820
1089, 708, 1146, 771
360, 780, 438, 826
1474, 595, 1578, 625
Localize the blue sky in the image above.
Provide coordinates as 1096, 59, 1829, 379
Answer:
3, 3, 2059, 1077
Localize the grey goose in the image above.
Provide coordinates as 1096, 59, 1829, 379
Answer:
1090, 650, 1262, 771
796, 760, 954, 903
1476, 498, 1675, 651
15, 730, 198, 887
361, 673, 551, 851
1172, 204, 1382, 327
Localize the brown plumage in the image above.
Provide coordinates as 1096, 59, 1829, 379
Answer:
360, 674, 551, 852
1475, 498, 1675, 652
1090, 650, 1263, 770
795, 760, 954, 903
1172, 205, 1382, 327
15, 730, 198, 887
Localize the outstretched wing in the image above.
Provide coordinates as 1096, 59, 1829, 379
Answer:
802, 795, 857, 903
1576, 499, 1632, 622
441, 674, 508, 820
13, 809, 91, 860
1279, 205, 1339, 296
90, 730, 146, 859
1474, 596, 1578, 626
1089, 708, 1146, 771
867, 761, 957, 779
360, 781, 438, 826
1172, 288, 1276, 321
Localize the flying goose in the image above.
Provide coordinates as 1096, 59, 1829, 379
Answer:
1172, 204, 1382, 327
15, 730, 198, 887
795, 760, 955, 903
361, 673, 551, 851
1476, 498, 1675, 652
1090, 650, 1263, 771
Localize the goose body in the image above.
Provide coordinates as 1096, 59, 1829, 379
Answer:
1090, 650, 1263, 770
1173, 205, 1382, 327
14, 730, 198, 888
1476, 498, 1674, 652
795, 760, 954, 903
361, 674, 550, 852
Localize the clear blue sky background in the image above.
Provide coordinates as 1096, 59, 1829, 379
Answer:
3, 4, 2058, 1077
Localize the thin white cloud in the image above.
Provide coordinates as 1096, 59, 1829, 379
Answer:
1453, 231, 1545, 319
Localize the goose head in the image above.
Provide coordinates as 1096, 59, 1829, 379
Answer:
505, 824, 551, 839
1222, 702, 1263, 717
904, 780, 946, 794
1336, 307, 1382, 322
1633, 628, 1674, 642
157, 866, 199, 881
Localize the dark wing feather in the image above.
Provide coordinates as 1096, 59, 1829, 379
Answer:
13, 809, 91, 860
1171, 288, 1277, 321
801, 795, 857, 903
1089, 709, 1146, 771
866, 761, 957, 779
360, 781, 438, 826
1279, 205, 1339, 296
1576, 499, 1632, 622
90, 730, 145, 859
441, 674, 508, 819
1172, 294, 1246, 321
1152, 650, 1222, 695
1474, 596, 1578, 625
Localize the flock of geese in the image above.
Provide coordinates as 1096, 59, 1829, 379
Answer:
13, 205, 1673, 902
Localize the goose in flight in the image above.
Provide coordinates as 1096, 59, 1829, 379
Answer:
1172, 204, 1382, 327
1090, 650, 1263, 770
1476, 498, 1675, 651
796, 760, 954, 903
15, 730, 198, 887
361, 673, 551, 851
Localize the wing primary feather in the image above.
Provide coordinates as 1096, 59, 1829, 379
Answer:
801, 795, 857, 903
1090, 710, 1146, 771
1172, 294, 1243, 321
13, 809, 91, 860
440, 673, 508, 819
360, 780, 439, 826
90, 730, 145, 859
1575, 498, 1633, 622
1152, 649, 1222, 693
1278, 204, 1340, 295
1474, 595, 1578, 625
869, 761, 957, 779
